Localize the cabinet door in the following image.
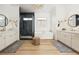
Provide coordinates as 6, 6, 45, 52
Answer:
57, 31, 62, 41
60, 31, 65, 43
11, 31, 17, 42
5, 31, 11, 47
0, 32, 5, 51
57, 31, 64, 42
5, 31, 14, 47
72, 34, 79, 52
63, 32, 72, 47
0, 37, 4, 51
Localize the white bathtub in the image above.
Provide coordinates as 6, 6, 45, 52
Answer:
35, 32, 53, 39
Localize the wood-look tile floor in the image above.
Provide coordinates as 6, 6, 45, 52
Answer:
0, 39, 78, 55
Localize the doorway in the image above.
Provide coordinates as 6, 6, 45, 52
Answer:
20, 13, 35, 39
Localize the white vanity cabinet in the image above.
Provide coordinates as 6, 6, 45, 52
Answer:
57, 30, 79, 52
72, 33, 79, 51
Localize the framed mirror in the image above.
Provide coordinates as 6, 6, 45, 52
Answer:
0, 14, 8, 27
68, 14, 79, 27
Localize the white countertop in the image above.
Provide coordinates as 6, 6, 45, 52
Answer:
57, 28, 79, 34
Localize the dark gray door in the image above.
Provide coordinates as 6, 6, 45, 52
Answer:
20, 13, 34, 37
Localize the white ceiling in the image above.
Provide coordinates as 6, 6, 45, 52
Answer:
20, 4, 55, 12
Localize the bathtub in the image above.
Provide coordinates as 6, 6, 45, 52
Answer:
35, 32, 53, 39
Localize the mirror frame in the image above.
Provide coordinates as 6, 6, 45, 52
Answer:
0, 14, 8, 27
68, 14, 79, 27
